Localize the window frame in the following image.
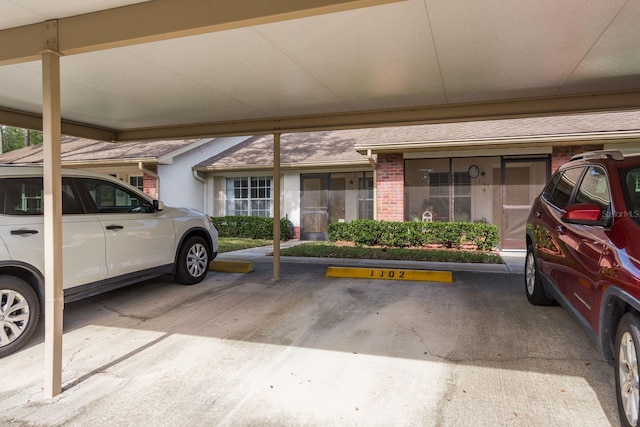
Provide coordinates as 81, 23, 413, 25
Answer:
543, 166, 585, 211
620, 166, 640, 226
129, 175, 144, 192
76, 177, 155, 214
225, 176, 273, 217
573, 165, 612, 215
357, 175, 374, 220
0, 176, 86, 216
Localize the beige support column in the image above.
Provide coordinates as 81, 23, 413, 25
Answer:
42, 50, 63, 398
273, 133, 281, 279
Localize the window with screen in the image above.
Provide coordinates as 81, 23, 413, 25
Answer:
129, 176, 144, 192
225, 176, 273, 217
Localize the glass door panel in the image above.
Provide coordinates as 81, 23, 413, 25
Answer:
502, 159, 548, 249
300, 175, 329, 240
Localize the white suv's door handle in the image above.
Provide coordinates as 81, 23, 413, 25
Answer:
106, 225, 124, 230
10, 229, 38, 235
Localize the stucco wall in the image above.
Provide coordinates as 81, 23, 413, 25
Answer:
157, 136, 248, 212
283, 173, 300, 228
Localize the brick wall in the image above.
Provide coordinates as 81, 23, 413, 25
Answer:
376, 153, 404, 221
552, 144, 604, 172
143, 165, 158, 199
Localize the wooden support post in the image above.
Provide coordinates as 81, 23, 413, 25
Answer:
273, 133, 281, 279
42, 50, 63, 398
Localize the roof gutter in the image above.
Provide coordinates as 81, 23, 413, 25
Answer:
193, 159, 370, 173
355, 130, 640, 154
367, 149, 377, 170
138, 162, 160, 199
192, 170, 208, 214
192, 169, 205, 183
61, 158, 155, 167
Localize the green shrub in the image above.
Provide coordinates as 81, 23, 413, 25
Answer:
462, 222, 501, 250
328, 220, 499, 251
209, 216, 293, 240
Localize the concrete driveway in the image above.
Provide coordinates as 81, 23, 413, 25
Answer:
0, 258, 618, 426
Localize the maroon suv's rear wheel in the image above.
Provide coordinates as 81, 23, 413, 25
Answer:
616, 313, 640, 427
524, 244, 555, 306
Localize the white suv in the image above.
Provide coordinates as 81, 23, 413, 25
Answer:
0, 166, 218, 357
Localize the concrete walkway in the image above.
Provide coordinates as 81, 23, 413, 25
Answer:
217, 240, 527, 275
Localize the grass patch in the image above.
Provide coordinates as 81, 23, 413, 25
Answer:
279, 242, 502, 264
218, 237, 272, 253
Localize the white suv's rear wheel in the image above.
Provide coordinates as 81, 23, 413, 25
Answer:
174, 236, 209, 285
0, 276, 39, 358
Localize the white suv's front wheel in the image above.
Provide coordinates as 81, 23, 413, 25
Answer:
0, 276, 40, 358
174, 236, 209, 285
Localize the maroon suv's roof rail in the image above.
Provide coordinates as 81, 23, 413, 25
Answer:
570, 150, 624, 161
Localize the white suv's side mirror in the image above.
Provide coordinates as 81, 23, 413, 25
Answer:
152, 200, 164, 212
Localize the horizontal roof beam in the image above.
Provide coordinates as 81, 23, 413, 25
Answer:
0, 107, 116, 141
0, 0, 402, 65
116, 90, 640, 142
3, 90, 639, 143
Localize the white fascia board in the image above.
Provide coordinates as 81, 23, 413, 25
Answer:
355, 130, 640, 154
194, 160, 370, 173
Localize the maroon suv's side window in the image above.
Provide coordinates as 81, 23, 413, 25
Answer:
547, 167, 584, 210
574, 166, 611, 215
542, 172, 562, 200
621, 167, 640, 224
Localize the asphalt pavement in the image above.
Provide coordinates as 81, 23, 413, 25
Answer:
0, 247, 618, 426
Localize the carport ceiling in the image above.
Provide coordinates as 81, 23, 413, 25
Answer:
1, 0, 640, 142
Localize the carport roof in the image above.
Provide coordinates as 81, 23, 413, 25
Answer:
1, 0, 640, 141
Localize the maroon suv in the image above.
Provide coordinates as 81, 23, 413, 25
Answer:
526, 150, 640, 427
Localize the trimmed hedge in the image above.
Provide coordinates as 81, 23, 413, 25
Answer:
210, 216, 294, 240
329, 219, 499, 251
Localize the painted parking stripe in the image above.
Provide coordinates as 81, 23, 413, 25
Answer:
326, 266, 453, 283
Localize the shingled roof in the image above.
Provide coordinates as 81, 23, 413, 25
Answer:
195, 132, 369, 171
3, 110, 639, 170
194, 110, 640, 171
0, 136, 203, 165
353, 110, 640, 152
